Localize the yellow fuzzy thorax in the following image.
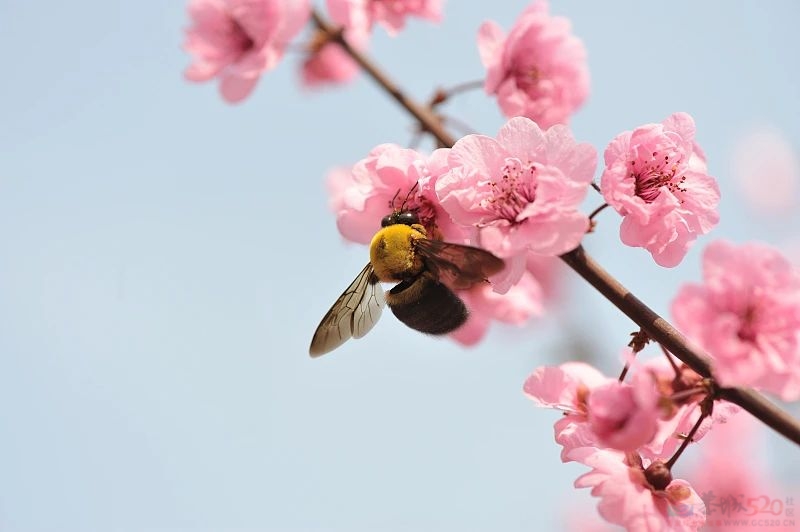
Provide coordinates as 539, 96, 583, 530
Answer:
369, 223, 427, 282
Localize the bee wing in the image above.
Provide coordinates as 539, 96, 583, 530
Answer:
415, 239, 505, 290
309, 263, 385, 357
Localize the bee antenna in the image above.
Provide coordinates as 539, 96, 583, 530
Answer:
400, 182, 419, 212
389, 188, 402, 210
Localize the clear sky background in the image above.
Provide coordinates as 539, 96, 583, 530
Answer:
1, 1, 799, 531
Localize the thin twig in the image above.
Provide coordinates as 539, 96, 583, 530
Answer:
665, 408, 708, 469
433, 79, 485, 105
669, 387, 707, 403
618, 363, 630, 382
660, 344, 681, 376
588, 203, 610, 221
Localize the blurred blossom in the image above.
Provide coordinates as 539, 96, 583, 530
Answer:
450, 269, 544, 346
689, 413, 798, 532
477, 0, 589, 128
327, 0, 443, 36
672, 240, 800, 400
300, 26, 367, 88
732, 126, 799, 216
183, 0, 310, 103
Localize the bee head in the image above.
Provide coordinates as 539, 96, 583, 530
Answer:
381, 210, 420, 227
382, 182, 422, 227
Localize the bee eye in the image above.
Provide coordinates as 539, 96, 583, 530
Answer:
398, 212, 419, 225
381, 215, 392, 227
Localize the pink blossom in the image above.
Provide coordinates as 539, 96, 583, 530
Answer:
183, 0, 310, 103
571, 448, 706, 531
300, 26, 367, 88
450, 269, 543, 346
732, 126, 799, 216
600, 112, 720, 267
436, 117, 596, 288
451, 255, 564, 345
327, 0, 443, 36
327, 145, 465, 245
526, 254, 563, 305
525, 359, 733, 462
524, 362, 611, 461
587, 378, 659, 452
671, 240, 800, 400
477, 1, 589, 128
524, 362, 608, 412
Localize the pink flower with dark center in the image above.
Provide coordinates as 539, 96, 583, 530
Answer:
671, 240, 800, 400
524, 362, 609, 461
327, 145, 465, 245
600, 112, 720, 267
526, 362, 660, 454
570, 448, 706, 531
184, 0, 310, 103
436, 117, 596, 290
477, 1, 589, 128
327, 0, 443, 36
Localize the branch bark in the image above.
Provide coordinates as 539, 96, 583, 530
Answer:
311, 9, 800, 447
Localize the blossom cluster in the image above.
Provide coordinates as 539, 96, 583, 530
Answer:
328, 117, 591, 344
524, 358, 736, 530
181, 0, 590, 113
182, 0, 444, 101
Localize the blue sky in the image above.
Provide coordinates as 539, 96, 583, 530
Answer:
1, 1, 799, 531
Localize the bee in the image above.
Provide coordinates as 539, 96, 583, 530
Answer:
309, 208, 505, 357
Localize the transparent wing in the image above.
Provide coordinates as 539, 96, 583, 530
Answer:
415, 239, 505, 290
309, 263, 385, 357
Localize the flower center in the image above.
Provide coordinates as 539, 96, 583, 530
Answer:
482, 158, 538, 223
631, 151, 687, 203
514, 65, 541, 92
228, 17, 255, 56
737, 305, 759, 342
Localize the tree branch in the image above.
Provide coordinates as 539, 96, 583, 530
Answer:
311, 10, 455, 148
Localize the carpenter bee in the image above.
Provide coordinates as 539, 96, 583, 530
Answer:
309, 208, 504, 357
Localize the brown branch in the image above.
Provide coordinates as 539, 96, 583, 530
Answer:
588, 202, 609, 221
311, 8, 800, 447
311, 9, 456, 148
431, 79, 485, 105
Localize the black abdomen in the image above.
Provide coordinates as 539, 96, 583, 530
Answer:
386, 274, 468, 335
